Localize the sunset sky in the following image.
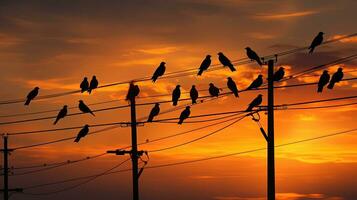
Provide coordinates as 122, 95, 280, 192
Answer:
0, 0, 357, 200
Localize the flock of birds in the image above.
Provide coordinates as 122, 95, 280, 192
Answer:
20, 32, 344, 142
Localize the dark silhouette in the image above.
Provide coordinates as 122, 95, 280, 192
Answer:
78, 100, 95, 116
147, 103, 160, 122
245, 47, 262, 66
178, 106, 191, 124
273, 67, 285, 82
24, 87, 39, 106
246, 94, 263, 111
54, 105, 68, 125
218, 52, 236, 72
327, 67, 344, 89
74, 124, 89, 143
227, 77, 239, 97
209, 83, 220, 97
308, 32, 324, 54
126, 82, 140, 101
190, 85, 199, 104
247, 75, 263, 90
317, 70, 330, 92
80, 77, 89, 93
197, 55, 211, 76
172, 85, 181, 106
151, 62, 166, 82
88, 75, 98, 94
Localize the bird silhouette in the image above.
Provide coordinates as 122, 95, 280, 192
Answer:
190, 85, 199, 104
78, 100, 95, 116
80, 77, 89, 93
246, 94, 263, 111
151, 62, 166, 82
126, 82, 140, 101
88, 76, 98, 94
147, 103, 160, 122
54, 105, 68, 125
172, 85, 181, 106
209, 83, 220, 97
317, 70, 330, 92
245, 47, 262, 66
197, 55, 211, 76
327, 67, 344, 89
218, 52, 236, 72
247, 75, 263, 90
178, 106, 191, 124
227, 77, 239, 97
74, 124, 89, 143
24, 87, 39, 106
308, 32, 324, 54
273, 67, 285, 82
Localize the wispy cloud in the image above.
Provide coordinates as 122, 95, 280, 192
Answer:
254, 10, 319, 20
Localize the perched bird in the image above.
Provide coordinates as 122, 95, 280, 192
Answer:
273, 67, 285, 82
308, 32, 324, 54
190, 85, 199, 104
78, 100, 95, 116
88, 76, 98, 94
227, 77, 239, 97
126, 83, 140, 101
197, 55, 211, 76
54, 105, 68, 125
80, 77, 89, 93
178, 106, 191, 125
218, 52, 236, 72
147, 103, 160, 122
247, 75, 263, 90
24, 87, 39, 106
172, 85, 181, 106
246, 94, 263, 111
209, 83, 220, 97
151, 62, 166, 82
317, 70, 330, 93
327, 67, 344, 89
245, 47, 262, 66
74, 124, 89, 143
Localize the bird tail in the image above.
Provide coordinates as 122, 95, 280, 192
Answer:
317, 86, 323, 93
178, 119, 183, 124
197, 69, 203, 76
229, 65, 236, 72
257, 59, 263, 66
90, 111, 95, 116
24, 99, 31, 105
74, 137, 80, 143
152, 76, 157, 83
327, 81, 335, 89
147, 115, 153, 122
54, 118, 59, 125
308, 47, 315, 54
173, 101, 177, 106
234, 92, 239, 97
245, 105, 253, 112
88, 88, 92, 94
192, 99, 197, 104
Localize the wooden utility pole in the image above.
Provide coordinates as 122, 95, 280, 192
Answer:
130, 94, 139, 200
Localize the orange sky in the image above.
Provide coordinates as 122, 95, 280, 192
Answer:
0, 0, 356, 199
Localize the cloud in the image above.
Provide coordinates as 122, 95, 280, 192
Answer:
214, 193, 343, 200
254, 11, 319, 20
136, 46, 181, 55
330, 35, 357, 43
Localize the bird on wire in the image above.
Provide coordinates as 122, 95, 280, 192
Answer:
151, 62, 166, 82
54, 105, 68, 125
147, 103, 160, 122
74, 124, 89, 143
88, 75, 98, 94
273, 67, 285, 82
245, 47, 262, 66
327, 67, 344, 89
190, 85, 199, 104
246, 75, 263, 90
308, 32, 324, 54
197, 55, 211, 76
246, 94, 263, 111
317, 70, 330, 93
178, 106, 191, 125
218, 52, 236, 72
172, 85, 181, 106
79, 100, 95, 116
227, 77, 239, 97
80, 77, 89, 93
209, 83, 220, 97
24, 87, 39, 106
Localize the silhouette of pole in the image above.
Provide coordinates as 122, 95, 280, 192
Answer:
3, 135, 9, 200
267, 59, 276, 200
130, 96, 139, 200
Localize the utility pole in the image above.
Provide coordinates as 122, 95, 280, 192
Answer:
130, 92, 139, 200
267, 59, 276, 200
1, 134, 23, 200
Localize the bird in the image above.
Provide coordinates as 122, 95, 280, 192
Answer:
246, 94, 263, 111
197, 55, 211, 76
273, 67, 285, 82
246, 75, 263, 90
190, 85, 199, 104
308, 32, 324, 54
74, 124, 89, 143
218, 52, 236, 72
126, 82, 140, 101
172, 85, 181, 106
147, 103, 160, 122
317, 70, 330, 92
327, 67, 344, 89
227, 77, 239, 97
209, 83, 220, 97
245, 47, 262, 66
54, 105, 68, 125
78, 100, 95, 116
80, 77, 89, 93
178, 106, 191, 125
24, 87, 39, 106
88, 76, 98, 94
151, 62, 166, 82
